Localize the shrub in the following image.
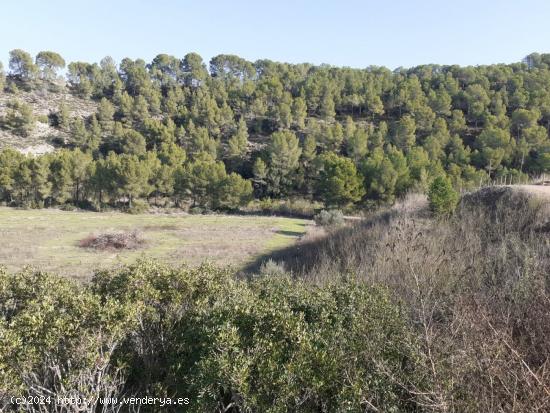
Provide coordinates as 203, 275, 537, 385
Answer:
0, 100, 35, 137
0, 261, 427, 411
187, 277, 423, 412
126, 198, 149, 214
258, 258, 287, 276
36, 114, 49, 124
258, 187, 550, 411
0, 268, 135, 408
314, 209, 345, 227
246, 197, 321, 218
79, 230, 145, 250
428, 176, 459, 216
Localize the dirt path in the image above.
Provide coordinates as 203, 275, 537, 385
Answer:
511, 185, 550, 198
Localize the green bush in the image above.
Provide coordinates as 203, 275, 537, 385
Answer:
247, 197, 321, 218
0, 268, 136, 406
36, 114, 49, 124
186, 277, 423, 412
258, 258, 287, 276
314, 209, 345, 227
0, 100, 35, 137
126, 198, 149, 214
428, 176, 459, 216
1, 261, 426, 411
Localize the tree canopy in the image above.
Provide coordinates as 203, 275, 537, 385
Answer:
1, 49, 550, 211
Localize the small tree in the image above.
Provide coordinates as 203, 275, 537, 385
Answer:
215, 173, 253, 210
2, 100, 35, 137
428, 176, 459, 216
317, 152, 365, 208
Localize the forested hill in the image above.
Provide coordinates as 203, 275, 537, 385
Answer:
0, 49, 549, 211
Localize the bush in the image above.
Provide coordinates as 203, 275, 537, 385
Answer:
127, 198, 149, 214
0, 268, 134, 408
0, 261, 426, 411
246, 197, 321, 218
258, 258, 287, 276
259, 187, 550, 411
0, 100, 35, 137
79, 230, 145, 250
36, 114, 49, 124
428, 176, 459, 216
314, 209, 345, 227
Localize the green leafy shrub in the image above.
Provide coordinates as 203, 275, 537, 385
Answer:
0, 268, 136, 407
185, 277, 423, 412
127, 198, 149, 214
247, 197, 321, 218
428, 176, 459, 216
314, 209, 345, 227
1, 261, 426, 411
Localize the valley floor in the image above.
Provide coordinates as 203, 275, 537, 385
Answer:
0, 207, 310, 280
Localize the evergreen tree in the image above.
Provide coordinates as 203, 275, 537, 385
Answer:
317, 152, 365, 207
252, 157, 268, 197
225, 118, 249, 168
28, 156, 51, 207
428, 176, 459, 216
362, 148, 398, 204
35, 51, 66, 81
266, 130, 302, 196
116, 154, 150, 208
9, 49, 38, 81
2, 100, 35, 137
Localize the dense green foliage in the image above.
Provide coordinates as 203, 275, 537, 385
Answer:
427, 175, 459, 216
1, 50, 550, 211
0, 261, 425, 412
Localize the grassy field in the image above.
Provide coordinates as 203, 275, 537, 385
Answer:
0, 208, 310, 280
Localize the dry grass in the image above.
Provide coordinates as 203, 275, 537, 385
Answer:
251, 186, 550, 411
0, 208, 310, 281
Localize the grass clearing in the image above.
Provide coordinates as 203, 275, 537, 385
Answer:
0, 208, 310, 281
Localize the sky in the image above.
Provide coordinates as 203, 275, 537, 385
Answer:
1, 0, 550, 70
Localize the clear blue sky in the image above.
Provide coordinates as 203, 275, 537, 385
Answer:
1, 0, 550, 70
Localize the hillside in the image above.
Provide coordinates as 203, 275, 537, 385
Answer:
0, 49, 549, 214
0, 82, 97, 153
245, 186, 550, 410
252, 185, 550, 276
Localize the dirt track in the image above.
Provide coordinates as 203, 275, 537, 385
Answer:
512, 185, 550, 198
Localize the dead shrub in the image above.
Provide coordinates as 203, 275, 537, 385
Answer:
78, 230, 145, 251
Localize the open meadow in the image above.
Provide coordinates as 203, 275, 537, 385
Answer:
0, 207, 310, 280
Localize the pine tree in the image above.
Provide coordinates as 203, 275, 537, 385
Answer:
226, 118, 249, 168
317, 152, 365, 207
252, 157, 268, 197
28, 156, 51, 207
428, 176, 459, 216
266, 130, 302, 196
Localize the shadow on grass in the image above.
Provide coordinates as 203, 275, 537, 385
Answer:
275, 229, 305, 237
241, 210, 395, 277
